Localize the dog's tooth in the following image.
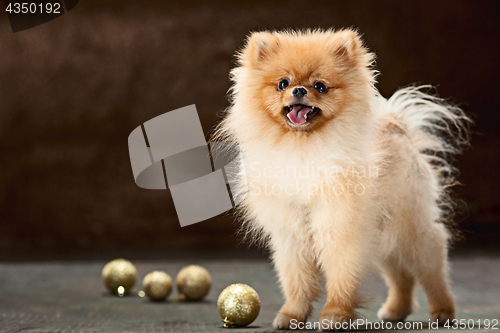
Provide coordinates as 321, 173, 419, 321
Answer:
311, 107, 315, 111
304, 113, 308, 120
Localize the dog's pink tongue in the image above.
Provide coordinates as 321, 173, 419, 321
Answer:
287, 105, 311, 125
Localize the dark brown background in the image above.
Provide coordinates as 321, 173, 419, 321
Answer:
0, 0, 499, 260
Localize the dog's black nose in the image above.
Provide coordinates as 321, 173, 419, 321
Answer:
292, 87, 307, 98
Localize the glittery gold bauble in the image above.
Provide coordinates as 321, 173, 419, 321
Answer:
217, 283, 260, 328
101, 258, 137, 295
176, 265, 211, 301
142, 270, 172, 301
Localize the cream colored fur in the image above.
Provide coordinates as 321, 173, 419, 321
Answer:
214, 29, 470, 331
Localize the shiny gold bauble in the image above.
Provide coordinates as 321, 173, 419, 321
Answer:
142, 270, 172, 301
176, 265, 211, 301
217, 283, 260, 327
101, 258, 137, 295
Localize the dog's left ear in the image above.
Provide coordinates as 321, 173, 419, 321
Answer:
240, 31, 280, 69
329, 29, 367, 63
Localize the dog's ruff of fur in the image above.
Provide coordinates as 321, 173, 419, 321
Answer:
214, 29, 470, 331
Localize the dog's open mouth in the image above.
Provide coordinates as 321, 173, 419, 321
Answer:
285, 104, 320, 125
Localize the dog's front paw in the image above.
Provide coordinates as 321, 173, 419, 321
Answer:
430, 310, 456, 326
377, 305, 411, 322
273, 312, 303, 330
318, 307, 354, 332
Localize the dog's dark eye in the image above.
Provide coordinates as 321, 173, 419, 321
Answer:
278, 79, 290, 91
314, 82, 327, 93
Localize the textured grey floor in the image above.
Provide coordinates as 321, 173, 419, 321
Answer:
0, 254, 499, 332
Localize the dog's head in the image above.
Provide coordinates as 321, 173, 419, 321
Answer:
233, 29, 375, 135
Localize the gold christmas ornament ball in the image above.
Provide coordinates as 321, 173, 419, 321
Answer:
142, 270, 172, 301
101, 258, 137, 295
217, 283, 261, 328
176, 265, 212, 301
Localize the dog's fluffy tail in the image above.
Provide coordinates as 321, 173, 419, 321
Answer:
382, 85, 471, 158
380, 85, 472, 236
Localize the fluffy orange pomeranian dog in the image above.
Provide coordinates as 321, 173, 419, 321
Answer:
214, 29, 470, 331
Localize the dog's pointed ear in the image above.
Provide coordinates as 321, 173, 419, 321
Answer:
329, 29, 366, 62
240, 31, 280, 68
